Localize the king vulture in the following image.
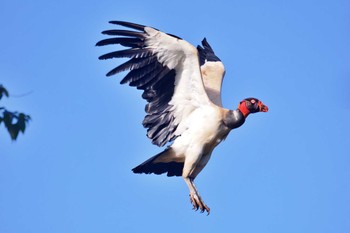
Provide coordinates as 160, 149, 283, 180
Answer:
96, 21, 268, 214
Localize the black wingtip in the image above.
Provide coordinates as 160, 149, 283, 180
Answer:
95, 40, 105, 47
199, 37, 221, 62
197, 44, 204, 51
96, 37, 143, 48
109, 20, 146, 31
202, 37, 208, 45
201, 37, 213, 51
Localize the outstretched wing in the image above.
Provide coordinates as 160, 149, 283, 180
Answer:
96, 21, 212, 147
197, 38, 226, 107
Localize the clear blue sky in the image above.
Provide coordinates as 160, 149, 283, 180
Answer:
1, 0, 349, 232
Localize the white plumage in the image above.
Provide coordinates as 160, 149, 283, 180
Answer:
97, 21, 268, 214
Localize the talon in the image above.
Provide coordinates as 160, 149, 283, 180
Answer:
204, 205, 210, 215
189, 193, 210, 214
189, 194, 198, 210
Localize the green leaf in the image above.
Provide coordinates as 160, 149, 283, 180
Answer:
0, 84, 9, 100
0, 85, 31, 141
2, 110, 31, 140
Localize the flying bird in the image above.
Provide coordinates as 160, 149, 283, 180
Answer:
96, 21, 268, 214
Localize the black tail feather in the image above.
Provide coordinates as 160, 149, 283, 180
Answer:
132, 149, 183, 177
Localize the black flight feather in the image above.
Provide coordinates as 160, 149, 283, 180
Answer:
121, 62, 162, 87
97, 21, 179, 146
109, 21, 146, 31
101, 29, 145, 38
197, 38, 221, 66
95, 37, 144, 48
99, 48, 151, 61
106, 56, 156, 77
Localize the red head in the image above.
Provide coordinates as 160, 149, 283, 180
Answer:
238, 98, 268, 117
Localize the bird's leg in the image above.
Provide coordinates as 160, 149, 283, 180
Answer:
184, 177, 210, 214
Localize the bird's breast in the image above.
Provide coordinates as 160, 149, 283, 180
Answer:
172, 106, 230, 154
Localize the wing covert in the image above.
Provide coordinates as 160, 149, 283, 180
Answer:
197, 38, 226, 107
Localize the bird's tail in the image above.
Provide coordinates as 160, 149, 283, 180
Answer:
132, 148, 184, 177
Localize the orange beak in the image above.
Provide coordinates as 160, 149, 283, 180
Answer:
258, 101, 269, 112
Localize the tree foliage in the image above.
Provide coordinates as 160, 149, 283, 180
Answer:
0, 84, 31, 140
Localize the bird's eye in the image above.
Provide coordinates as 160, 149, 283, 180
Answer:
250, 99, 256, 104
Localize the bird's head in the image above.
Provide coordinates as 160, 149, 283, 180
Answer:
238, 98, 268, 117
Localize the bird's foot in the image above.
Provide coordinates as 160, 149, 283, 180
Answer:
189, 193, 210, 215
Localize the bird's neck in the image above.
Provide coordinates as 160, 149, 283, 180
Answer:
238, 103, 250, 118
223, 109, 246, 129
